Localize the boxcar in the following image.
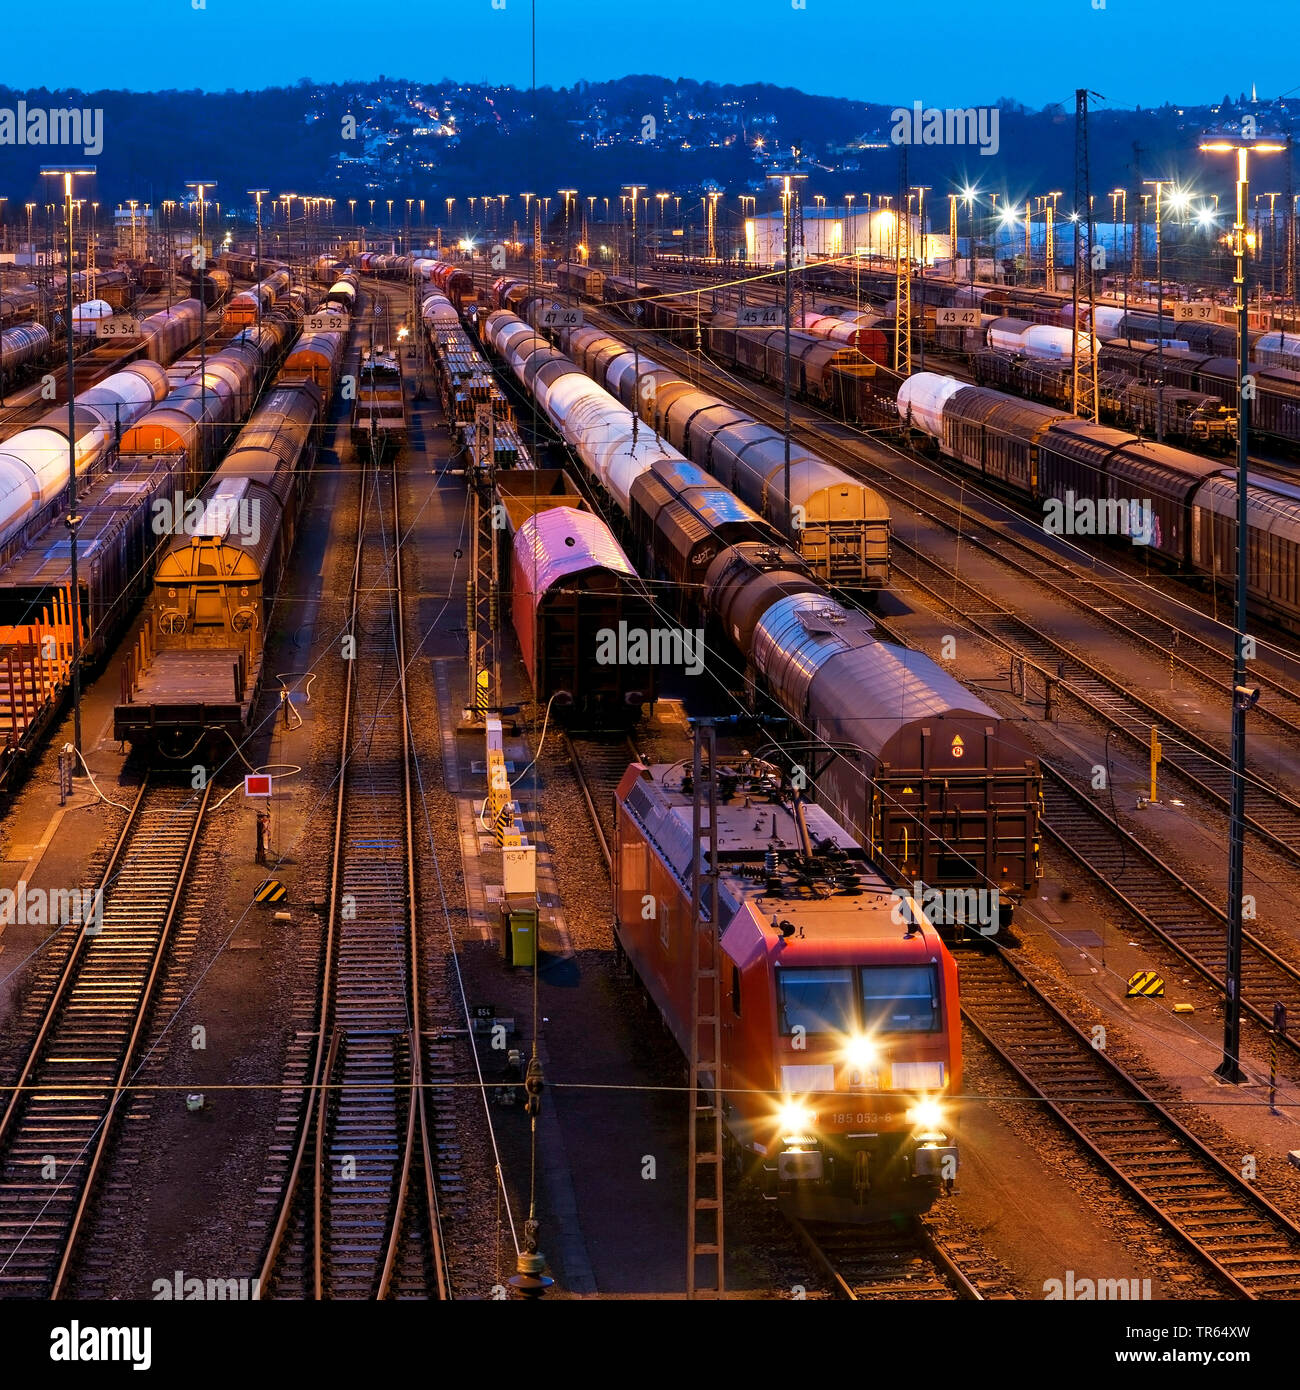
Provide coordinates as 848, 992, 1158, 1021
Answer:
501, 477, 654, 721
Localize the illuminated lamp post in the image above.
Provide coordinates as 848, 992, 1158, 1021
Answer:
1199, 136, 1284, 1084
40, 163, 95, 765
247, 189, 268, 325
185, 180, 216, 476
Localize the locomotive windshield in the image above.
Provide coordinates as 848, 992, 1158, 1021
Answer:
777, 968, 856, 1035
861, 966, 940, 1033
777, 965, 940, 1035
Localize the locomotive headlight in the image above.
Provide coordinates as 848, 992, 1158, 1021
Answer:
844, 1035, 877, 1069
908, 1099, 945, 1130
776, 1101, 815, 1143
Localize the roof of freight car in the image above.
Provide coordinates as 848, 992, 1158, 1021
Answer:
805, 639, 1001, 761
512, 505, 637, 599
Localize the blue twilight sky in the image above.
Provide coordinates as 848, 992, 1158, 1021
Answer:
1, 0, 1296, 109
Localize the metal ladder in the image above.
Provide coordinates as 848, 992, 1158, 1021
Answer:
686, 722, 725, 1298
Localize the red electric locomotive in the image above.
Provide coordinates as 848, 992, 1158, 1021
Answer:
614, 759, 960, 1223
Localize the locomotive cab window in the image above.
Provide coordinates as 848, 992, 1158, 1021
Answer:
861, 965, 940, 1033
777, 968, 855, 1035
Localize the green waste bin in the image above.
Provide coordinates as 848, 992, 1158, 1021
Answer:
500, 894, 537, 967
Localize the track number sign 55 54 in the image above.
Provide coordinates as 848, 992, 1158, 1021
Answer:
95, 316, 141, 338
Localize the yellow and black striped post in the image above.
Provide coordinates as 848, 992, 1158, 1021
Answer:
476, 668, 490, 716
255, 879, 287, 904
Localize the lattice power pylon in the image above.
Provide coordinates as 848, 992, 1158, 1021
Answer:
466, 404, 499, 719
1072, 89, 1102, 420
1045, 204, 1055, 291
894, 147, 912, 375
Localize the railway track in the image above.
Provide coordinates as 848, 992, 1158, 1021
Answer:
1039, 764, 1300, 1056
258, 404, 446, 1299
787, 1214, 992, 1300
0, 775, 210, 1298
957, 537, 1300, 738
564, 733, 639, 870
888, 534, 1300, 866
960, 945, 1300, 1298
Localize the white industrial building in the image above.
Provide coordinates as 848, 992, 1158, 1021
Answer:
744, 208, 951, 267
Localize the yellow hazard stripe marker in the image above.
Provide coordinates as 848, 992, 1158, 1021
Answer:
1126, 970, 1164, 997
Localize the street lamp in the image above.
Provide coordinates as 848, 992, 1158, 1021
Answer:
1110, 188, 1128, 318
1261, 191, 1281, 297
247, 189, 268, 324
40, 163, 95, 765
959, 186, 978, 291
280, 193, 298, 277
912, 185, 931, 368
185, 180, 216, 483
559, 189, 577, 270
621, 183, 645, 430
1200, 136, 1285, 1085
1142, 179, 1170, 440
768, 169, 807, 524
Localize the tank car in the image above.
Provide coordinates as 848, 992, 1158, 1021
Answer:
529, 311, 891, 589
117, 331, 278, 475
0, 361, 170, 556
71, 300, 114, 335
0, 324, 52, 378
322, 273, 359, 314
